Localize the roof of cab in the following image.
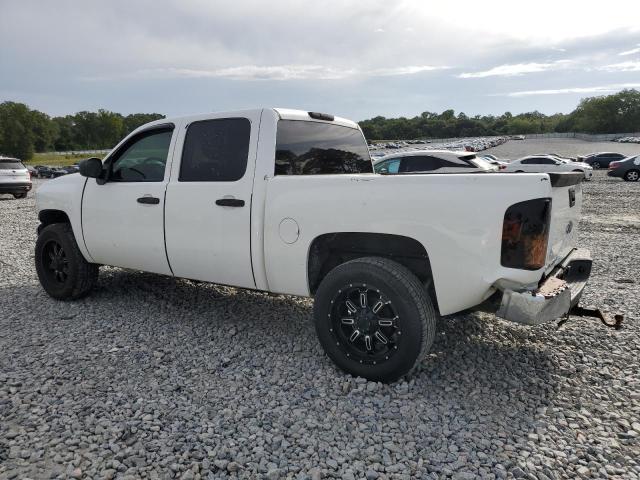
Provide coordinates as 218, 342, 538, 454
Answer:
140, 108, 359, 131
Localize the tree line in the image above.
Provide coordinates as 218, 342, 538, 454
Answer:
359, 89, 640, 140
1, 89, 639, 159
0, 102, 164, 160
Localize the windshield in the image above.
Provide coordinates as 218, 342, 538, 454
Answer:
0, 160, 25, 170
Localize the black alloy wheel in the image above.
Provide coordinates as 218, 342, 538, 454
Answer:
329, 283, 401, 365
41, 240, 69, 284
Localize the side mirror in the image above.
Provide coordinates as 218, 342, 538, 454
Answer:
378, 167, 389, 174
79, 157, 104, 179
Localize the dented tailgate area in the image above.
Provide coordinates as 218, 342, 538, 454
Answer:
486, 172, 624, 328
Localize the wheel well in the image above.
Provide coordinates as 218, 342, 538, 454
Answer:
38, 210, 70, 231
307, 232, 438, 311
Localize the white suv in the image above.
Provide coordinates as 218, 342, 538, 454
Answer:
0, 157, 32, 198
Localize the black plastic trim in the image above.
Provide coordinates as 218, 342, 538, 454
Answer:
548, 172, 583, 187
308, 112, 334, 121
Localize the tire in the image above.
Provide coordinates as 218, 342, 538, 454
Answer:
13, 192, 27, 199
592, 161, 601, 169
35, 223, 99, 300
624, 170, 640, 182
515, 170, 524, 173
313, 257, 436, 383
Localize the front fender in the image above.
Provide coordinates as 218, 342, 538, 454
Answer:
36, 175, 94, 262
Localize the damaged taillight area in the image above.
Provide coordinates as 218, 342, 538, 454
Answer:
501, 198, 551, 270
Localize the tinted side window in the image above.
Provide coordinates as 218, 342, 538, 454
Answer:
180, 118, 251, 182
520, 159, 535, 165
539, 158, 556, 164
375, 158, 400, 173
399, 155, 474, 172
110, 128, 173, 182
275, 120, 372, 175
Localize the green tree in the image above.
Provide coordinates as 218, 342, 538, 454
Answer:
0, 102, 36, 159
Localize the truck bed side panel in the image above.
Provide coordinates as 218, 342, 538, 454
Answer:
263, 173, 554, 315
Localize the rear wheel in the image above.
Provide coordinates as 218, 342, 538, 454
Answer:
35, 223, 99, 300
515, 170, 524, 173
624, 169, 640, 182
592, 161, 601, 169
314, 257, 436, 383
13, 192, 27, 199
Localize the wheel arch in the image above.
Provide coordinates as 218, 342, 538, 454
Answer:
38, 209, 71, 233
307, 232, 439, 313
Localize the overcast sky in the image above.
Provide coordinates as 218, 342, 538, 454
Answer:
1, 0, 639, 120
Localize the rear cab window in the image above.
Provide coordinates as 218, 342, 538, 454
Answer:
275, 120, 372, 175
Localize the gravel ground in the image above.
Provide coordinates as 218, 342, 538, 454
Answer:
1, 162, 639, 479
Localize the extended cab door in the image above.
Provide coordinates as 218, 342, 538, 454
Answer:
164, 112, 260, 289
82, 123, 179, 275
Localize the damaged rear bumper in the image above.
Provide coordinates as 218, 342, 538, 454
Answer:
492, 248, 592, 325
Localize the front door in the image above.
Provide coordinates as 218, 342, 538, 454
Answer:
82, 124, 179, 275
164, 112, 260, 289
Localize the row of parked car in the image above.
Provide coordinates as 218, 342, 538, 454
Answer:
370, 136, 510, 154
372, 150, 640, 182
0, 157, 82, 199
613, 136, 640, 144
28, 164, 80, 178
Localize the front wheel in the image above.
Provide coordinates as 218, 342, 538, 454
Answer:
624, 170, 640, 182
313, 257, 436, 383
35, 223, 99, 300
13, 192, 27, 199
592, 161, 601, 169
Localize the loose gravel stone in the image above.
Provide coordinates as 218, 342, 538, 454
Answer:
1, 164, 639, 479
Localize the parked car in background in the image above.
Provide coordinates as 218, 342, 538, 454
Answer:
511, 135, 525, 140
373, 150, 498, 174
0, 157, 32, 198
50, 168, 68, 178
578, 152, 626, 169
608, 155, 640, 181
504, 155, 593, 179
27, 165, 38, 178
35, 166, 54, 178
480, 155, 508, 170
62, 165, 80, 174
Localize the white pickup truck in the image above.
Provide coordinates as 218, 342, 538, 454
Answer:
35, 108, 593, 382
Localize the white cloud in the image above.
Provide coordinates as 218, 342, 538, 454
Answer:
370, 65, 450, 76
599, 61, 640, 72
82, 64, 449, 82
458, 61, 572, 78
619, 45, 640, 56
492, 83, 640, 97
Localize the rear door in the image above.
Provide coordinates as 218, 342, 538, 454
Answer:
164, 112, 260, 289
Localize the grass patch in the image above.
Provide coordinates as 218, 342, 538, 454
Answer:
26, 152, 105, 167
